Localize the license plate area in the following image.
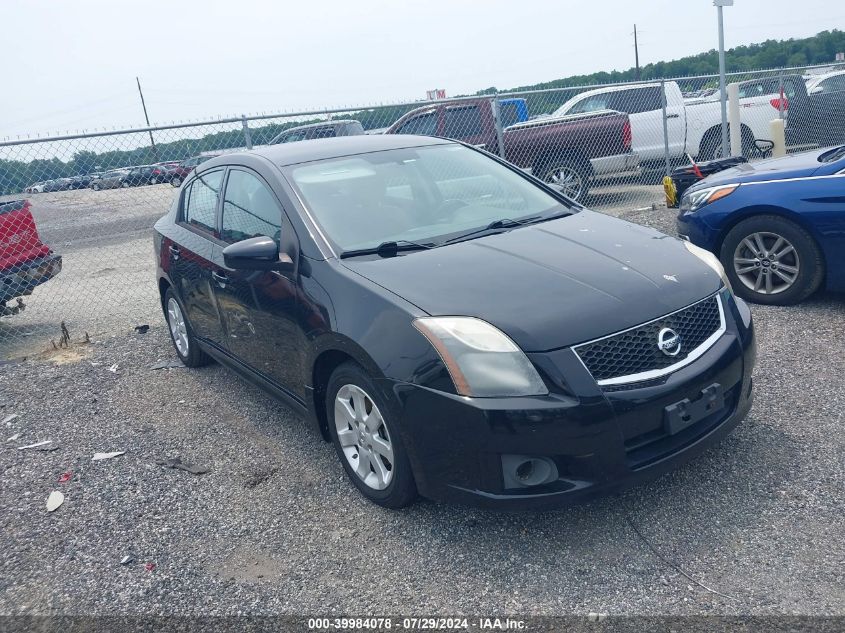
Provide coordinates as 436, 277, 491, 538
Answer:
664, 383, 724, 435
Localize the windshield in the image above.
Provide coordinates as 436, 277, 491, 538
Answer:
818, 145, 845, 163
287, 144, 568, 252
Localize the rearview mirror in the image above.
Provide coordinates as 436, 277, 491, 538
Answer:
222, 236, 294, 272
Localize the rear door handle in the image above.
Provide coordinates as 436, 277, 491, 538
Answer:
666, 113, 680, 119
211, 271, 228, 287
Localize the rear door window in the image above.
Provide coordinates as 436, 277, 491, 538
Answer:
312, 126, 337, 139
569, 94, 611, 114
609, 87, 662, 114
182, 170, 223, 235
444, 105, 482, 138
499, 102, 519, 127
394, 112, 438, 136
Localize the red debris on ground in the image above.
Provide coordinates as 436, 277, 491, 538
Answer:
144, 563, 156, 572
58, 472, 72, 483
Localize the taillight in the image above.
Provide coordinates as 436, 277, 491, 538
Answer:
770, 88, 789, 111
622, 120, 632, 151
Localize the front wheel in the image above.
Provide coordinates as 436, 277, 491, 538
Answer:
171, 176, 182, 188
720, 215, 824, 305
540, 159, 590, 202
121, 181, 130, 188
326, 363, 417, 509
163, 287, 212, 367
92, 183, 101, 191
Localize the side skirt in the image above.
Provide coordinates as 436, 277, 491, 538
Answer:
197, 340, 311, 421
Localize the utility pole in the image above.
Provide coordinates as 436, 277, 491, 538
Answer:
136, 76, 158, 161
714, 0, 733, 157
633, 24, 641, 81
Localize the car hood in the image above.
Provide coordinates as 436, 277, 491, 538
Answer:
342, 210, 722, 352
688, 148, 829, 192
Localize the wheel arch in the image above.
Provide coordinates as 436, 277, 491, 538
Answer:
158, 277, 172, 315
531, 147, 593, 180
715, 205, 823, 253
697, 123, 754, 159
309, 337, 387, 442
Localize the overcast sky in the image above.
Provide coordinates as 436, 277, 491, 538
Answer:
2, 0, 843, 138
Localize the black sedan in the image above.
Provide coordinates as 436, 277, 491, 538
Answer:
153, 135, 756, 510
121, 165, 169, 187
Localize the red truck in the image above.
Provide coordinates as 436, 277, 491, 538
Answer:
0, 199, 62, 316
386, 98, 637, 202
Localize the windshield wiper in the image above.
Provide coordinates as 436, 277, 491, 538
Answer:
340, 239, 434, 259
819, 145, 845, 163
440, 210, 575, 246
440, 217, 537, 246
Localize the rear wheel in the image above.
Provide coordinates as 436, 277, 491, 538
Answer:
121, 181, 130, 188
92, 183, 101, 191
171, 176, 182, 188
326, 363, 417, 509
700, 125, 755, 160
163, 287, 212, 367
720, 215, 824, 305
540, 159, 591, 202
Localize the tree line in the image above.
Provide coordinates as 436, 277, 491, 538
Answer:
1, 29, 843, 195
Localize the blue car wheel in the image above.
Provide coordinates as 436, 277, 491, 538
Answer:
720, 215, 825, 305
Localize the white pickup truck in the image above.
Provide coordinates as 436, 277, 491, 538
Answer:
552, 80, 782, 167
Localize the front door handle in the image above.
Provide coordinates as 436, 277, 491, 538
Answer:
211, 271, 228, 288
666, 113, 680, 119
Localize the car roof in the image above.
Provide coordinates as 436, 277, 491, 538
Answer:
201, 134, 455, 169
278, 119, 361, 134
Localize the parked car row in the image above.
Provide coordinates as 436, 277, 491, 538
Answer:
22, 70, 844, 203
25, 156, 219, 194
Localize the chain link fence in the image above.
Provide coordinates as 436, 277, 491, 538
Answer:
2, 62, 844, 357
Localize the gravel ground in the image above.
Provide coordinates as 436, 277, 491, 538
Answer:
1, 193, 843, 618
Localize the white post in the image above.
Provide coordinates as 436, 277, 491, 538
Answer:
728, 82, 741, 157
769, 119, 787, 158
714, 0, 733, 157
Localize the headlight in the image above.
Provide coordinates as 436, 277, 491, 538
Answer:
413, 317, 548, 397
684, 241, 732, 291
681, 184, 738, 213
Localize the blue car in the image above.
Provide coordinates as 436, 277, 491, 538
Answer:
677, 145, 845, 305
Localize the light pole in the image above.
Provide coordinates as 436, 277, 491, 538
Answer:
714, 0, 733, 157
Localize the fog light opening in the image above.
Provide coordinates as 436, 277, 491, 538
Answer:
502, 455, 559, 489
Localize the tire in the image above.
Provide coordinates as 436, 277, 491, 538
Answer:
149, 178, 157, 185
326, 362, 417, 509
163, 287, 212, 367
121, 181, 130, 188
720, 215, 824, 305
700, 125, 755, 161
92, 183, 101, 191
171, 176, 182, 188
539, 158, 591, 202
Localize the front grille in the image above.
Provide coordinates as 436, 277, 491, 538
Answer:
574, 294, 723, 385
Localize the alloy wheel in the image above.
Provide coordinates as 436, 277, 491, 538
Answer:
166, 297, 189, 356
733, 231, 800, 295
546, 165, 583, 200
334, 384, 394, 490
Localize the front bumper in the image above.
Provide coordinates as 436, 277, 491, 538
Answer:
386, 293, 755, 510
1, 254, 62, 304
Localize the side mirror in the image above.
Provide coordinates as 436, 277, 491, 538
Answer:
222, 236, 294, 272
809, 86, 823, 95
